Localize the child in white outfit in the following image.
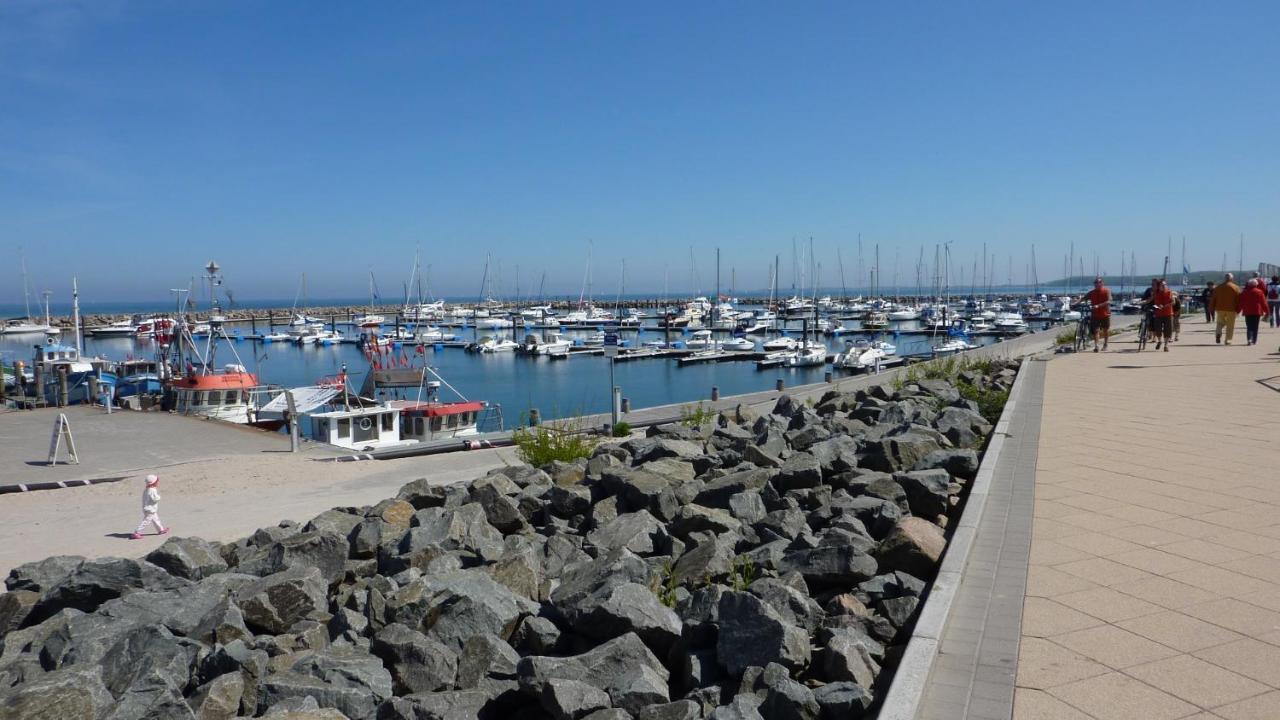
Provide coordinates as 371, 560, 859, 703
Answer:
131, 474, 170, 539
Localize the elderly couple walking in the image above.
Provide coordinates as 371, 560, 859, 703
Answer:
1209, 272, 1271, 346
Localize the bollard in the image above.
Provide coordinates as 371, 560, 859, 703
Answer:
88, 376, 99, 405
776, 378, 785, 392
33, 364, 43, 403
58, 367, 69, 407
529, 408, 541, 426
824, 372, 833, 383
621, 397, 631, 413
711, 386, 720, 401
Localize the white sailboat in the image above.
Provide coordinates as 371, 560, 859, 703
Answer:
2, 256, 55, 336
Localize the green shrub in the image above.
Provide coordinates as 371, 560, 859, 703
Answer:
680, 402, 716, 427
511, 418, 598, 466
730, 555, 757, 591
652, 561, 679, 608
611, 421, 631, 437
1055, 329, 1076, 345
957, 380, 1010, 425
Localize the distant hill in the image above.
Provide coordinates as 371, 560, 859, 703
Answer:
1043, 270, 1257, 287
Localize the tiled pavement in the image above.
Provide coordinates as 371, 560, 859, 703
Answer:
916, 359, 1045, 719
1015, 321, 1280, 719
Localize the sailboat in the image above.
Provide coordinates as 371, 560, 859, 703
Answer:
2, 256, 55, 336
354, 271, 386, 329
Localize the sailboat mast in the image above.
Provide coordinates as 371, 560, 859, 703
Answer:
714, 248, 720, 329
72, 277, 82, 355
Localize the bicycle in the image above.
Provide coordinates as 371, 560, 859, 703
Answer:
1073, 305, 1091, 352
1136, 312, 1150, 352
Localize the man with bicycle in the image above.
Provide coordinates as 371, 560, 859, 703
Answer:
1081, 277, 1112, 352
1150, 279, 1175, 351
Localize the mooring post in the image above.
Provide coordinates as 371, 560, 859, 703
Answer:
776, 378, 785, 392
621, 397, 630, 413
711, 386, 720, 401
824, 371, 833, 383
529, 408, 541, 426
57, 366, 69, 407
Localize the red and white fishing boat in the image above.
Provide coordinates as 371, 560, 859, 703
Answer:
135, 317, 175, 340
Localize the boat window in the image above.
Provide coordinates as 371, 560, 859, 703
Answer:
447, 413, 458, 429
381, 413, 394, 432
337, 418, 350, 438
430, 416, 442, 432
415, 417, 424, 435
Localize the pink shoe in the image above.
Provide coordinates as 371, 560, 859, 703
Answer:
159, 528, 170, 536
130, 533, 143, 540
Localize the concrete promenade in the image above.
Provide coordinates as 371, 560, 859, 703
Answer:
1016, 321, 1280, 719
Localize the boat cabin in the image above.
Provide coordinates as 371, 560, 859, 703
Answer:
310, 406, 404, 451
394, 400, 486, 441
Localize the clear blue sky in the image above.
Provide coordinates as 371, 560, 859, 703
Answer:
2, 1, 1277, 303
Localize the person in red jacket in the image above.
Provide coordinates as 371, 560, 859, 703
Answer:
1150, 279, 1175, 351
1239, 278, 1269, 346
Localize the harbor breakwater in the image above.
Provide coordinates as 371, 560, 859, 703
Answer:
0, 358, 1016, 719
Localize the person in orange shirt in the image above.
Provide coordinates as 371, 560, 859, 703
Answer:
1151, 279, 1175, 352
1211, 273, 1242, 345
1083, 277, 1113, 352
1239, 278, 1269, 346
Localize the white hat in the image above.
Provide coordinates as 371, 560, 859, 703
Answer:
145, 474, 159, 486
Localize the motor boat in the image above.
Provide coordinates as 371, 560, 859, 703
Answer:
90, 319, 138, 337
993, 312, 1029, 334
684, 329, 715, 350
762, 335, 799, 351
261, 331, 293, 343
783, 344, 827, 367
722, 336, 755, 351
887, 307, 921, 321
471, 336, 518, 353
832, 338, 894, 371
521, 333, 572, 357
477, 316, 514, 330
862, 312, 889, 330
932, 337, 976, 356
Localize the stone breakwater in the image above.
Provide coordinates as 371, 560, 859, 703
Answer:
0, 361, 1015, 719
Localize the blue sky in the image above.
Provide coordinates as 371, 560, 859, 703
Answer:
2, 1, 1277, 303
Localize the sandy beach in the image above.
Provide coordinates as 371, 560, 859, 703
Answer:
0, 446, 517, 579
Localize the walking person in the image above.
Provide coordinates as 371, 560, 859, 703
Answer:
1083, 277, 1112, 351
131, 474, 170, 539
1267, 275, 1280, 327
1212, 273, 1242, 345
1240, 278, 1268, 346
1201, 281, 1215, 323
1151, 279, 1175, 351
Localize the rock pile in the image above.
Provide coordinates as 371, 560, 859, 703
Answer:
0, 362, 1017, 719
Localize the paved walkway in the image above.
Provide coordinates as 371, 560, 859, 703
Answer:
1016, 320, 1280, 719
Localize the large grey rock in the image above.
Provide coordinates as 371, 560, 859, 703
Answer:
716, 592, 810, 675
511, 616, 562, 655
5, 555, 84, 593
396, 478, 451, 509
875, 517, 945, 578
818, 627, 880, 686
812, 681, 873, 719
912, 448, 980, 481
709, 695, 766, 720
748, 577, 824, 631
27, 557, 190, 626
261, 646, 393, 719
893, 469, 953, 519
400, 505, 505, 566
487, 536, 544, 601
469, 475, 530, 534
584, 582, 682, 655
0, 589, 38, 638
145, 537, 228, 581
547, 484, 593, 518
550, 549, 652, 627
694, 468, 774, 508
234, 566, 328, 635
236, 530, 350, 586
859, 434, 942, 473
371, 622, 457, 694
673, 534, 737, 585
518, 633, 670, 715
456, 633, 519, 688
587, 510, 675, 557
385, 570, 537, 652
805, 436, 860, 478
377, 690, 495, 719
773, 454, 822, 492
670, 504, 741, 541
776, 542, 878, 589
304, 508, 365, 538
602, 469, 680, 522
640, 699, 702, 720
97, 623, 200, 717
0, 665, 116, 720
539, 678, 612, 720
636, 438, 705, 464
759, 662, 819, 720
933, 407, 991, 448
188, 671, 244, 720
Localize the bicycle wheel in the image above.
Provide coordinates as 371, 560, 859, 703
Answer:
1075, 319, 1088, 352
1137, 317, 1148, 351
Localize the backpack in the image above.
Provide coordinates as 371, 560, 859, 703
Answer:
1269, 283, 1279, 301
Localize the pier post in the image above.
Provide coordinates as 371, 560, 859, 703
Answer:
824, 371, 833, 383
251, 314, 257, 336
621, 398, 630, 413
711, 386, 720, 401
286, 389, 299, 453
57, 367, 69, 407
88, 376, 99, 405
529, 408, 541, 426
33, 364, 44, 404
776, 378, 785, 392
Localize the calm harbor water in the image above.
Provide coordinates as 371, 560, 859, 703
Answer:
1, 318, 1042, 424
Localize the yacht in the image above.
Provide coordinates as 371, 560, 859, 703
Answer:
862, 311, 889, 330
684, 329, 716, 350
993, 312, 1029, 334
722, 336, 755, 351
887, 307, 921, 321
90, 319, 138, 337
762, 335, 799, 351
471, 336, 519, 353
783, 344, 827, 367
521, 333, 572, 357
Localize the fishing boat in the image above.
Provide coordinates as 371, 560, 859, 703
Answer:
114, 358, 166, 400
33, 339, 118, 405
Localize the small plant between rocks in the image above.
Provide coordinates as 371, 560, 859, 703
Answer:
512, 418, 598, 465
